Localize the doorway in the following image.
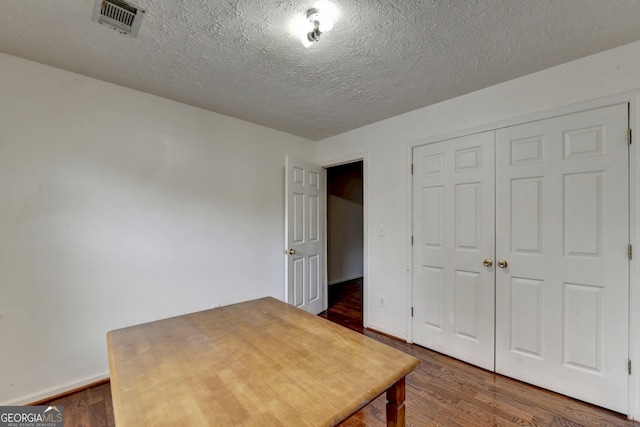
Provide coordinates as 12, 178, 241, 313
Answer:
320, 161, 364, 331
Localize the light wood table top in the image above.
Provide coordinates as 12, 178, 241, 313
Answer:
108, 297, 419, 426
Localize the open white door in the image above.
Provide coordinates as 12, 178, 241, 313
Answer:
285, 156, 325, 314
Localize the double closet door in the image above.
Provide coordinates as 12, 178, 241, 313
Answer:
412, 103, 629, 413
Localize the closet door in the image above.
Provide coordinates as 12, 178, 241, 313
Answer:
412, 132, 495, 370
494, 103, 629, 413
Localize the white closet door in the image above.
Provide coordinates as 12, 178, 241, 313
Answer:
412, 132, 496, 371
494, 103, 629, 413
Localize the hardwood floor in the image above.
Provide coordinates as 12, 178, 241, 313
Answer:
41, 281, 638, 426
340, 329, 638, 426
318, 278, 364, 333
39, 380, 113, 427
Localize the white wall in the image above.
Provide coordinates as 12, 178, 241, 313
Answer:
315, 40, 640, 418
0, 53, 313, 404
328, 195, 363, 284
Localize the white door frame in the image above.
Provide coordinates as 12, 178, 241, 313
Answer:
408, 91, 640, 420
321, 153, 369, 327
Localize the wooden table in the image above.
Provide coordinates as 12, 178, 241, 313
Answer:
107, 297, 420, 426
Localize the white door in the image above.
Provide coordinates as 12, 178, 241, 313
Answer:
285, 156, 325, 314
412, 131, 496, 371
494, 103, 629, 413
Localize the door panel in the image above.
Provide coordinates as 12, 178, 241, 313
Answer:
413, 132, 496, 371
285, 156, 325, 314
494, 103, 629, 413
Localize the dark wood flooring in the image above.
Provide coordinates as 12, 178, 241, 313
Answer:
41, 279, 639, 426
318, 278, 364, 333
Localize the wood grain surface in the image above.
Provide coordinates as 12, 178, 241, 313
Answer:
107, 297, 419, 426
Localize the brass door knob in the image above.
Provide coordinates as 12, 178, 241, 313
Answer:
497, 259, 508, 268
287, 249, 296, 255
483, 258, 493, 267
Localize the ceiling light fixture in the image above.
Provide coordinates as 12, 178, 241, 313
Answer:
301, 8, 334, 48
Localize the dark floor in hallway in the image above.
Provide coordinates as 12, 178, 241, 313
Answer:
318, 278, 363, 333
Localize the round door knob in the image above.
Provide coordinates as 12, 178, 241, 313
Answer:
287, 249, 296, 255
497, 259, 508, 268
483, 258, 493, 267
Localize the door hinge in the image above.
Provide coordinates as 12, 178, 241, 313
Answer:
411, 235, 414, 246
411, 163, 414, 174
411, 307, 414, 317
629, 244, 633, 260
628, 128, 632, 145
629, 359, 632, 375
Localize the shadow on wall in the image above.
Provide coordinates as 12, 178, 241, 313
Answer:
327, 161, 363, 285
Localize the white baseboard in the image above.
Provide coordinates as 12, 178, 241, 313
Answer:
365, 322, 406, 341
1, 372, 109, 406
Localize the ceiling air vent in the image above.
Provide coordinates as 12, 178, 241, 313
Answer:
92, 0, 144, 37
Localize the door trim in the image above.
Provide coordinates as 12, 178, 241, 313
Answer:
409, 91, 640, 420
321, 152, 369, 328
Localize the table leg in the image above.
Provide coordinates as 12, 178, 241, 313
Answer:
386, 377, 406, 427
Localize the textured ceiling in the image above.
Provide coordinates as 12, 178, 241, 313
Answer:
1, 1, 640, 140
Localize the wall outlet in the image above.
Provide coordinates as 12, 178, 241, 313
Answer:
210, 302, 220, 309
